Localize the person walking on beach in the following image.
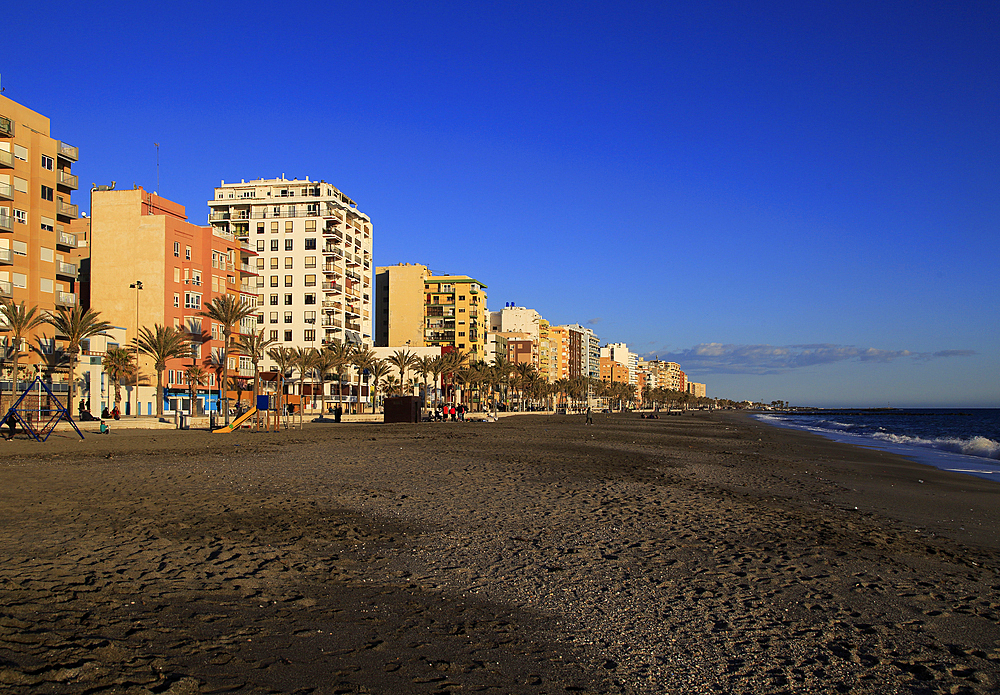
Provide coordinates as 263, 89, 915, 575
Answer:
586, 406, 593, 425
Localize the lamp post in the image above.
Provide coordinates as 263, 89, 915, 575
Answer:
129, 280, 142, 417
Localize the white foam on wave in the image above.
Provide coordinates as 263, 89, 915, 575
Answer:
870, 432, 1000, 460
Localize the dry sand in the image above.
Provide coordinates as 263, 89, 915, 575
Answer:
0, 411, 997, 694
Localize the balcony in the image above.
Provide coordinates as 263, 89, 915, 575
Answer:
208, 211, 231, 221
0, 280, 11, 297
0, 116, 12, 138
55, 260, 77, 278
322, 245, 342, 257
57, 170, 79, 190
322, 227, 343, 241
322, 281, 343, 293
321, 263, 341, 274
321, 318, 342, 328
0, 213, 11, 233
322, 300, 342, 311
0, 247, 11, 265
0, 182, 12, 201
57, 141, 79, 162
0, 149, 12, 168
239, 263, 258, 275
56, 230, 77, 248
56, 291, 77, 308
56, 199, 79, 220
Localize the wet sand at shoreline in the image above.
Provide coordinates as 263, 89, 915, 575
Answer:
0, 412, 997, 693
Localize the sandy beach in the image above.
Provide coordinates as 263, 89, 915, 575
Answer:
0, 411, 997, 694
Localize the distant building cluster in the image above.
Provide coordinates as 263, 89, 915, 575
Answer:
0, 93, 705, 414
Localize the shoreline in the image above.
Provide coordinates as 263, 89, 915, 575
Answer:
1, 412, 997, 693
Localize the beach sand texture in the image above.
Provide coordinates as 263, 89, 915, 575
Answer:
0, 412, 997, 694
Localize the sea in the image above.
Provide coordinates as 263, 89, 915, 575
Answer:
753, 409, 1000, 483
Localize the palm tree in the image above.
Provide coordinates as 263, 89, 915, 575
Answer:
235, 329, 275, 404
184, 364, 208, 414
416, 355, 436, 407
369, 359, 391, 413
291, 346, 319, 428
387, 349, 419, 396
45, 306, 113, 418
0, 300, 46, 404
134, 324, 192, 417
350, 345, 377, 414
199, 294, 258, 425
103, 347, 135, 411
267, 346, 295, 427
325, 341, 353, 413
428, 355, 447, 410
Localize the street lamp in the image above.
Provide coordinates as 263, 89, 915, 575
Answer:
129, 280, 142, 417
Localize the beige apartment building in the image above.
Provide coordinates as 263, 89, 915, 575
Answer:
208, 177, 372, 374
375, 263, 488, 358
0, 95, 81, 362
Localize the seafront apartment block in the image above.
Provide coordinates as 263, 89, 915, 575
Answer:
88, 187, 250, 415
0, 95, 81, 361
208, 177, 372, 373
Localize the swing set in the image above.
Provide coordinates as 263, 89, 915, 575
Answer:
1, 376, 84, 442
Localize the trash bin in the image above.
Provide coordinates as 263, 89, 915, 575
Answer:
180, 414, 190, 430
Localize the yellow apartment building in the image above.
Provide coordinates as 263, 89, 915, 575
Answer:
0, 94, 81, 365
374, 263, 429, 347
423, 274, 488, 358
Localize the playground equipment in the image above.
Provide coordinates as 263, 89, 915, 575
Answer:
1, 376, 84, 442
212, 394, 280, 434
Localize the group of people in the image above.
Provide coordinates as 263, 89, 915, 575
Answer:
433, 403, 466, 421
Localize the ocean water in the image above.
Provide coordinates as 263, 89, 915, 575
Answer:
753, 409, 1000, 483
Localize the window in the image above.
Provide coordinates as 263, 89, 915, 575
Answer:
284, 221, 293, 234
304, 311, 316, 322
284, 257, 293, 269
40, 218, 53, 232
284, 275, 292, 287
256, 258, 264, 269
174, 267, 180, 282
184, 293, 201, 309
283, 312, 292, 324
41, 185, 53, 201
304, 274, 316, 286
284, 239, 293, 251
41, 155, 54, 170
12, 273, 26, 289
269, 312, 278, 324
257, 313, 264, 324
304, 293, 316, 305
257, 223, 264, 234
270, 276, 278, 287
13, 209, 26, 225
270, 239, 278, 252
13, 145, 27, 162
270, 257, 278, 269
304, 329, 316, 342
173, 293, 180, 308
269, 330, 278, 342
174, 242, 180, 257
270, 221, 278, 234
458, 295, 465, 301
256, 240, 264, 252
304, 238, 316, 250
459, 332, 466, 337
269, 294, 278, 305
284, 293, 293, 305
284, 330, 292, 342
304, 256, 316, 268
185, 246, 191, 260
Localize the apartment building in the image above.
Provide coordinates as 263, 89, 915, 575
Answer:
374, 263, 429, 347
208, 177, 372, 374
424, 275, 488, 358
88, 187, 248, 414
602, 342, 638, 386
0, 94, 81, 357
599, 356, 630, 384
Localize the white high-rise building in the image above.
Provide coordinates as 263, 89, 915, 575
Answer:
208, 176, 372, 372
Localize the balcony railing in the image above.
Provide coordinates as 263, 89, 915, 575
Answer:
57, 141, 79, 162
0, 183, 12, 201
56, 199, 79, 219
56, 230, 77, 247
0, 116, 12, 138
57, 170, 79, 190
55, 260, 77, 277
321, 264, 340, 274
0, 280, 11, 297
0, 149, 12, 168
0, 248, 11, 264
322, 281, 342, 292
0, 213, 11, 233
322, 245, 342, 256
56, 291, 77, 308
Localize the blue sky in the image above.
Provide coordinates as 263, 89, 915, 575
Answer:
9, 1, 998, 406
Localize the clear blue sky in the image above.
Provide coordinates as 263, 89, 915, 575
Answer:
9, 1, 998, 407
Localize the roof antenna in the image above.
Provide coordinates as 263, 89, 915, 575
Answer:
154, 143, 160, 194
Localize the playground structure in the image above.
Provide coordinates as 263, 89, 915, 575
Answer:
212, 394, 280, 434
1, 376, 84, 442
